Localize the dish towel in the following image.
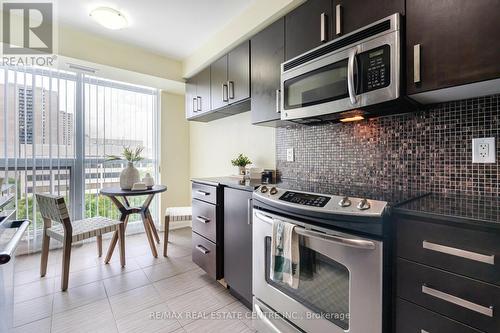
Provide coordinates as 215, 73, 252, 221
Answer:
270, 219, 300, 289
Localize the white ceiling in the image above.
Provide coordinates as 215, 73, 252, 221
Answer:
57, 0, 256, 60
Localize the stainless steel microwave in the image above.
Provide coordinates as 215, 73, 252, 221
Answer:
280, 14, 402, 123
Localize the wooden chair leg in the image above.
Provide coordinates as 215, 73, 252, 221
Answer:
61, 237, 72, 291
40, 230, 50, 277
96, 235, 103, 257
118, 224, 126, 267
163, 215, 170, 257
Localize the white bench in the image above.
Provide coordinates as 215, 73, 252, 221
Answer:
163, 206, 192, 257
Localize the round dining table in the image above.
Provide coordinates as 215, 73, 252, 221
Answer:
100, 185, 167, 262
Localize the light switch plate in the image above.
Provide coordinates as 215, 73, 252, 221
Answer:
286, 148, 294, 162
472, 137, 496, 163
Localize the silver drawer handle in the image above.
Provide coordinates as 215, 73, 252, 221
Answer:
196, 216, 210, 224
195, 245, 210, 254
422, 285, 493, 317
423, 240, 495, 265
196, 190, 210, 196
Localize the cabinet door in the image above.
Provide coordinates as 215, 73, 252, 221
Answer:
194, 67, 211, 114
335, 0, 403, 36
406, 0, 500, 95
210, 55, 228, 110
251, 18, 284, 124
284, 0, 333, 61
224, 187, 252, 306
227, 41, 250, 104
185, 78, 197, 119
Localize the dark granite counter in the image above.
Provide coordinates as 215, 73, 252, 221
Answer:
191, 177, 264, 192
395, 193, 500, 230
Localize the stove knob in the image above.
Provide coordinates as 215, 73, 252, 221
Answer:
357, 198, 371, 210
338, 196, 351, 207
270, 187, 278, 195
260, 186, 268, 193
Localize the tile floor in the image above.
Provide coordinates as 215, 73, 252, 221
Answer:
10, 228, 254, 333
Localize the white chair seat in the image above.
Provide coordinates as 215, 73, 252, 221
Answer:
165, 207, 192, 222
46, 216, 122, 243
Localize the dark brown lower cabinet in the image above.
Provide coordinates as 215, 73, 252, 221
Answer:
223, 187, 253, 308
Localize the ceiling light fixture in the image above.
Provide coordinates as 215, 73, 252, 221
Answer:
90, 7, 128, 30
340, 115, 365, 122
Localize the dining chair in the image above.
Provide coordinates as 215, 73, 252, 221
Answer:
35, 193, 126, 291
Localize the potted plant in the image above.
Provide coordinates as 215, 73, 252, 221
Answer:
107, 146, 144, 190
231, 154, 252, 176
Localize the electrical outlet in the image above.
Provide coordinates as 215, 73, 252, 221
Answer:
472, 137, 496, 163
286, 148, 294, 162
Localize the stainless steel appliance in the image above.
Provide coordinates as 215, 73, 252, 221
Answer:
252, 182, 422, 333
280, 14, 404, 123
0, 186, 30, 333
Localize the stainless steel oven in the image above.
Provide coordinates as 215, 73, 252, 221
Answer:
252, 208, 383, 333
280, 14, 401, 122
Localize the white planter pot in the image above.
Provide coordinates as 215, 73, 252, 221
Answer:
120, 162, 140, 190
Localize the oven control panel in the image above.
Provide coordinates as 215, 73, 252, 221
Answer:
279, 191, 330, 207
254, 186, 388, 217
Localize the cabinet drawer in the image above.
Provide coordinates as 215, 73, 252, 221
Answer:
192, 232, 219, 280
397, 258, 500, 332
396, 298, 482, 333
192, 183, 217, 204
192, 199, 217, 243
397, 218, 500, 286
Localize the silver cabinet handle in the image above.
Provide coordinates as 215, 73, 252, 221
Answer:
197, 96, 202, 111
335, 4, 342, 35
228, 81, 235, 99
423, 240, 495, 265
320, 12, 327, 42
254, 211, 375, 250
0, 220, 30, 265
195, 245, 210, 254
192, 97, 197, 112
247, 198, 253, 225
414, 44, 421, 83
196, 216, 210, 224
195, 190, 210, 196
275, 89, 281, 113
222, 83, 229, 102
422, 285, 493, 317
347, 48, 358, 105
254, 304, 281, 333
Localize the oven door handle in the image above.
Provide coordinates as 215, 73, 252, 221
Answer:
254, 211, 376, 250
347, 49, 358, 105
254, 304, 282, 333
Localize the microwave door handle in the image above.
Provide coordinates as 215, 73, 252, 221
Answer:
347, 49, 358, 105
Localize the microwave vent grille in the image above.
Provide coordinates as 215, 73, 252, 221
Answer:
283, 19, 392, 72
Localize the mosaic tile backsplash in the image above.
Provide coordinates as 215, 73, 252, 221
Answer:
276, 94, 500, 197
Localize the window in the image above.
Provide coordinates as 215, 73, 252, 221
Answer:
0, 66, 159, 252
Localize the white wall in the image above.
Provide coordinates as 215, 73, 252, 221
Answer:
189, 111, 276, 178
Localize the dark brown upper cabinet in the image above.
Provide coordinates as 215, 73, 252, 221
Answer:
251, 18, 285, 125
210, 41, 250, 111
406, 0, 500, 95
335, 0, 403, 35
185, 67, 211, 119
284, 0, 334, 61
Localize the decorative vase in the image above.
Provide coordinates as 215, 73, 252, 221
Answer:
120, 162, 140, 190
238, 166, 246, 176
142, 173, 155, 189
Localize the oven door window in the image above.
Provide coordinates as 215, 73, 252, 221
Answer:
283, 59, 349, 110
265, 236, 350, 330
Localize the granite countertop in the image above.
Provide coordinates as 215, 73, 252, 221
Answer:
191, 177, 266, 191
395, 193, 500, 230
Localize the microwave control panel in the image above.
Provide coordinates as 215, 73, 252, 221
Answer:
359, 45, 390, 93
